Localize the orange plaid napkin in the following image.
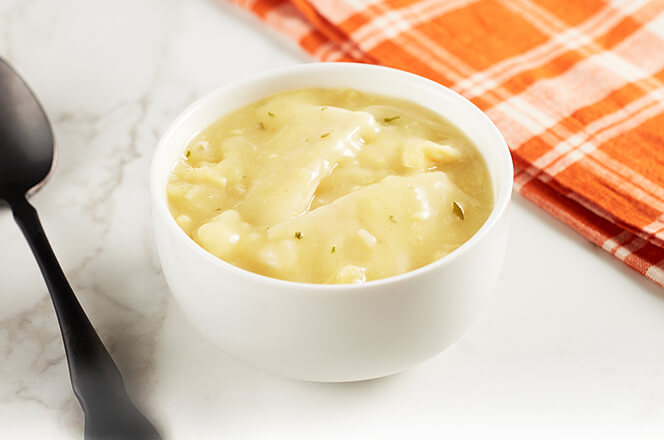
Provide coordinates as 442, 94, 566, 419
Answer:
230, 0, 664, 287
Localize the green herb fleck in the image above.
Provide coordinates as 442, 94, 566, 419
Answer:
383, 116, 401, 123
267, 111, 275, 117
215, 208, 222, 212
331, 245, 336, 254
320, 132, 331, 138
389, 215, 397, 223
295, 231, 303, 239
452, 201, 465, 220
321, 107, 328, 111
185, 150, 191, 158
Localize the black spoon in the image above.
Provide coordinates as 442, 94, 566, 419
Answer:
0, 58, 162, 439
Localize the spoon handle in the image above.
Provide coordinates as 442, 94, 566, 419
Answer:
9, 195, 161, 439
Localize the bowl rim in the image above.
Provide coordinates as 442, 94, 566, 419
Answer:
150, 62, 513, 291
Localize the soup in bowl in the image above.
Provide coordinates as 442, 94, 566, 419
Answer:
151, 63, 512, 382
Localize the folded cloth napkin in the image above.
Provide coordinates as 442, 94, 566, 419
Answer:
231, 0, 664, 287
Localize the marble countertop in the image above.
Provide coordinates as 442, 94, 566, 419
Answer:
2, 0, 664, 438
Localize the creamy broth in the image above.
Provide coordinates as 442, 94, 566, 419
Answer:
167, 88, 493, 284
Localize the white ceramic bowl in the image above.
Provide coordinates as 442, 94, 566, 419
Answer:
151, 63, 512, 382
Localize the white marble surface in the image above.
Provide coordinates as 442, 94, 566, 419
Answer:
1, 0, 664, 438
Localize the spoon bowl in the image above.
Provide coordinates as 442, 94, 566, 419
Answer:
0, 59, 54, 198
